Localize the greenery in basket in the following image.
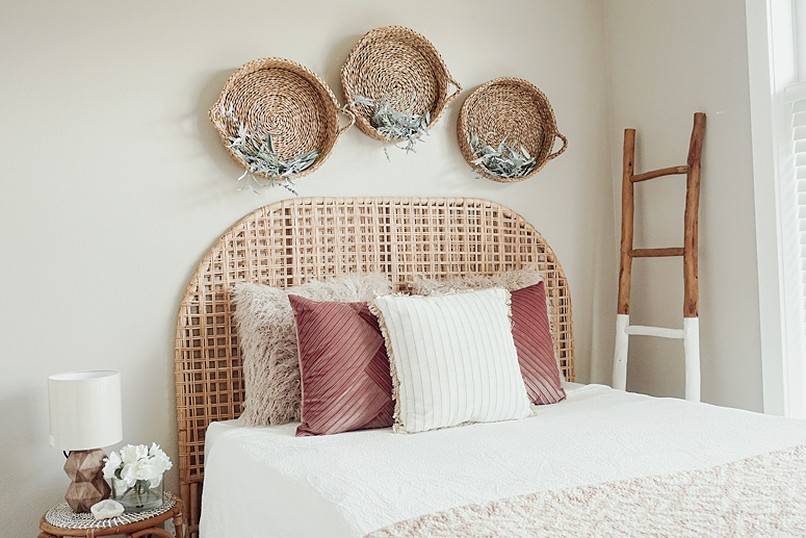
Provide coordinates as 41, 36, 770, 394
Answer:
218, 104, 316, 195
468, 132, 536, 179
227, 124, 318, 195
352, 95, 430, 155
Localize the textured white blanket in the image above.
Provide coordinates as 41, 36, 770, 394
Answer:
369, 444, 806, 537
201, 384, 806, 538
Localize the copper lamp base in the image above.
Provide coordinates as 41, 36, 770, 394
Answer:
63, 449, 111, 513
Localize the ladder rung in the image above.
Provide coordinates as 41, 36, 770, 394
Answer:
631, 165, 689, 182
630, 247, 684, 258
625, 325, 685, 339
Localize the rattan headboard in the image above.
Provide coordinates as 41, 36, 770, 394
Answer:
174, 196, 574, 535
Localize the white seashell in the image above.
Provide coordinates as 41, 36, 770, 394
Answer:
91, 499, 124, 520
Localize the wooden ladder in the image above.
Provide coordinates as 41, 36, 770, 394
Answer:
612, 112, 706, 402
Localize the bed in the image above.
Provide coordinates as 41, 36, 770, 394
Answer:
175, 197, 806, 537
200, 382, 806, 537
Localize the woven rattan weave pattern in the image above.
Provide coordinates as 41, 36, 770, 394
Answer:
341, 26, 461, 141
44, 494, 175, 530
174, 197, 574, 537
457, 77, 567, 182
210, 57, 353, 180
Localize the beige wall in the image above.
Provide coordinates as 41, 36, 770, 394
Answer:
0, 1, 614, 533
604, 0, 763, 410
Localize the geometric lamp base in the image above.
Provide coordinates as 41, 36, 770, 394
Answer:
63, 449, 111, 513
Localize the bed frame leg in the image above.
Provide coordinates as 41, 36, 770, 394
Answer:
683, 317, 700, 401
613, 314, 630, 390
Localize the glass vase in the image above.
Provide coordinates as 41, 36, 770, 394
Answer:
110, 476, 164, 512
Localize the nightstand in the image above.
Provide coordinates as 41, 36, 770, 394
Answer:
39, 493, 184, 538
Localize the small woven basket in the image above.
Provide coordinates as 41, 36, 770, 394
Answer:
341, 26, 462, 142
210, 57, 354, 180
457, 77, 567, 183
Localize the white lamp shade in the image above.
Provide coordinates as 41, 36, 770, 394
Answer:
48, 370, 122, 450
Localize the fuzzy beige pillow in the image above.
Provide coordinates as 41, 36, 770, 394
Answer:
411, 268, 543, 295
411, 268, 549, 330
233, 273, 393, 426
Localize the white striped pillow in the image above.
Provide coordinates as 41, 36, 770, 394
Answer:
371, 288, 533, 433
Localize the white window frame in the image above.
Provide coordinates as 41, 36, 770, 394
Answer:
746, 0, 806, 418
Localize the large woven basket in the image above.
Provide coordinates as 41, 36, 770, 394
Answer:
457, 77, 567, 182
210, 57, 354, 180
341, 26, 462, 142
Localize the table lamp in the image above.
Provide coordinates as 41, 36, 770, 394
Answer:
48, 370, 122, 513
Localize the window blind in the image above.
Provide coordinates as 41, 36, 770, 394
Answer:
791, 97, 806, 337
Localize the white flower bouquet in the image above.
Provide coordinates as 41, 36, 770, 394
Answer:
103, 443, 172, 511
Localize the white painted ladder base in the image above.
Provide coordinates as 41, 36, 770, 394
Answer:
612, 314, 701, 402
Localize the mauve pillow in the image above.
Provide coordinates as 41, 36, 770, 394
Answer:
509, 282, 566, 404
289, 295, 393, 436
413, 271, 564, 405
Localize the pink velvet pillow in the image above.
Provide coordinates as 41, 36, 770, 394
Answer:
511, 282, 566, 404
288, 295, 393, 436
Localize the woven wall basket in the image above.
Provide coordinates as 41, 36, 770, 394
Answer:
341, 26, 462, 142
210, 57, 354, 180
457, 77, 567, 183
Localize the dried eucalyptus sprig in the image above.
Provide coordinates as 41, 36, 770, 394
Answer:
217, 103, 315, 195
352, 95, 430, 154
468, 132, 536, 179
227, 124, 318, 195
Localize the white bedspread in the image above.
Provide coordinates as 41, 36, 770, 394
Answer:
200, 383, 806, 538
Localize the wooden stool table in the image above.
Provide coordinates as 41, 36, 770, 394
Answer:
39, 495, 184, 538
